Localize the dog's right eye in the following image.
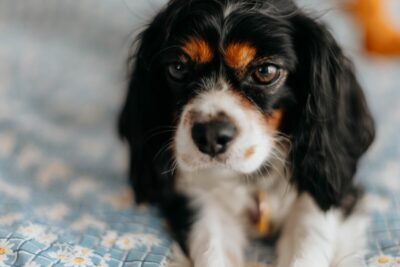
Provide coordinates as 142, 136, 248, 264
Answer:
167, 62, 189, 81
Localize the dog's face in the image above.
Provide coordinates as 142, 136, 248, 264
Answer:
162, 1, 297, 174
119, 0, 375, 209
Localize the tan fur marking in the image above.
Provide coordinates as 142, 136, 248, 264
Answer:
244, 146, 256, 160
183, 38, 213, 64
230, 90, 284, 132
266, 109, 284, 131
224, 43, 257, 69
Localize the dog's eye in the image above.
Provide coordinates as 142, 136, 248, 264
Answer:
253, 64, 280, 85
167, 62, 189, 81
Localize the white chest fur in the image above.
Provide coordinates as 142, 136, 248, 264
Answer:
176, 167, 297, 237
170, 168, 368, 267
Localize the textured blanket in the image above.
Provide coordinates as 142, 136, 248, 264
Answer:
0, 0, 399, 266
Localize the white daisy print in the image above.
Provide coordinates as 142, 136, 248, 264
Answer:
35, 203, 70, 222
115, 234, 140, 250
136, 234, 161, 247
18, 224, 45, 239
71, 215, 106, 231
0, 213, 23, 226
37, 160, 72, 187
0, 240, 14, 256
64, 255, 93, 267
36, 233, 57, 246
48, 246, 71, 263
72, 246, 94, 258
100, 231, 118, 248
100, 189, 134, 210
0, 240, 14, 266
394, 257, 400, 266
68, 177, 98, 199
16, 144, 43, 171
0, 179, 30, 202
371, 255, 394, 267
0, 132, 16, 158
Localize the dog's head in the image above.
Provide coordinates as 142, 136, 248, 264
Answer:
119, 0, 375, 210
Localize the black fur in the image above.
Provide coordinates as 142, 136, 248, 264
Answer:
288, 14, 375, 210
118, 0, 375, 250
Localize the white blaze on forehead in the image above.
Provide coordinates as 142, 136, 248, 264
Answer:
190, 88, 246, 125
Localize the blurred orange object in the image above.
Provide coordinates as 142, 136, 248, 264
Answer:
347, 0, 400, 55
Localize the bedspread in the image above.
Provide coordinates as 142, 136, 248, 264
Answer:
0, 0, 399, 266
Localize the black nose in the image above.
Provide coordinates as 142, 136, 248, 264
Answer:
191, 119, 237, 157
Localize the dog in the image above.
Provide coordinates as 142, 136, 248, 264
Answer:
118, 0, 375, 266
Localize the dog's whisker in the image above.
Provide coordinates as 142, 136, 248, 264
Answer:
153, 140, 174, 161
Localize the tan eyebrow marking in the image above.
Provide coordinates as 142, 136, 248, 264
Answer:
182, 38, 213, 64
224, 42, 257, 69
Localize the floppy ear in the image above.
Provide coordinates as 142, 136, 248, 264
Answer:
118, 14, 176, 205
289, 14, 375, 211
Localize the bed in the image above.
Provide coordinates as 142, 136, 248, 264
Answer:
0, 0, 399, 266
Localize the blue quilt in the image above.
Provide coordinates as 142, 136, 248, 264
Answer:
0, 0, 399, 266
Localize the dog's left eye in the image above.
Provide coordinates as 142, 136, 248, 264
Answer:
167, 62, 189, 81
252, 64, 281, 85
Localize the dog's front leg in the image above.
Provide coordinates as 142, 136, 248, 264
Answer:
276, 194, 340, 267
188, 193, 247, 267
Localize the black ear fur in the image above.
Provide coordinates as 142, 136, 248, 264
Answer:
118, 10, 177, 205
118, 64, 176, 205
289, 14, 375, 211
118, 6, 197, 252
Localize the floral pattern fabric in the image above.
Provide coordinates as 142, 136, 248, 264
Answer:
0, 0, 399, 266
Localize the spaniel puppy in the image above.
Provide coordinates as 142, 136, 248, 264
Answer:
119, 0, 375, 266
